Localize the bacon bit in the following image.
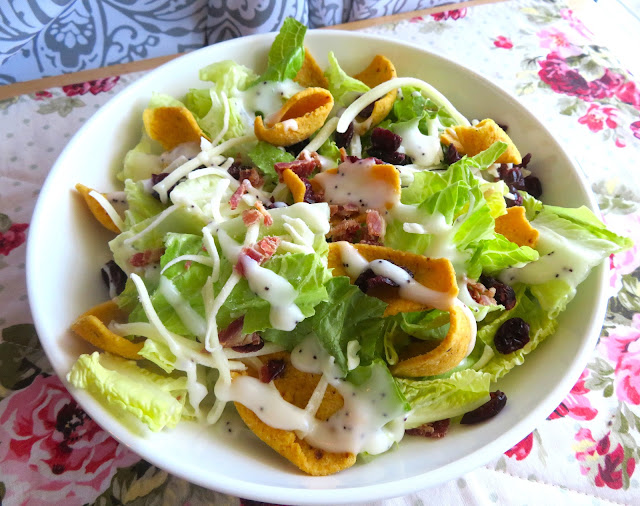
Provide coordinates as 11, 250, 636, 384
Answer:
298, 149, 322, 167
255, 200, 273, 226
330, 203, 360, 220
184, 260, 192, 270
235, 236, 281, 276
219, 316, 265, 352
239, 167, 264, 188
229, 180, 249, 210
242, 209, 262, 226
363, 209, 386, 242
259, 359, 286, 383
467, 278, 497, 306
405, 419, 450, 438
129, 248, 165, 267
274, 158, 319, 182
328, 219, 361, 243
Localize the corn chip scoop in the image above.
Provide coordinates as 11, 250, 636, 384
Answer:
70, 300, 143, 360
142, 106, 209, 151
75, 183, 122, 234
495, 206, 539, 248
282, 168, 307, 203
233, 352, 356, 476
354, 55, 397, 128
440, 118, 522, 164
327, 243, 472, 378
254, 87, 334, 146
294, 49, 329, 88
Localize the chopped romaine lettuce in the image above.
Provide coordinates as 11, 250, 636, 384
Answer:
254, 18, 307, 83
324, 51, 370, 107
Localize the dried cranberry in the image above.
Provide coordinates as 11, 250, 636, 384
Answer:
259, 359, 286, 383
354, 263, 413, 293
523, 176, 542, 198
405, 419, 450, 438
368, 148, 407, 165
371, 128, 402, 152
460, 390, 507, 424
335, 122, 354, 149
498, 166, 524, 187
494, 317, 530, 354
443, 143, 462, 165
505, 190, 523, 208
358, 101, 376, 119
150, 172, 184, 199
232, 339, 265, 354
480, 275, 516, 310
151, 172, 170, 185
101, 260, 127, 296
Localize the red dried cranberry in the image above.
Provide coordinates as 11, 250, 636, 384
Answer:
443, 143, 462, 165
405, 419, 450, 438
460, 390, 507, 424
480, 275, 516, 310
150, 172, 184, 200
371, 128, 402, 152
259, 359, 286, 383
151, 172, 170, 185
505, 190, 523, 208
523, 176, 542, 198
519, 153, 532, 168
335, 122, 354, 149
358, 101, 376, 119
232, 339, 265, 353
101, 260, 127, 296
498, 166, 524, 187
368, 148, 407, 165
494, 317, 530, 354
354, 263, 413, 293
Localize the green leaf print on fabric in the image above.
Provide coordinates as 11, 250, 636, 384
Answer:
0, 214, 11, 233
36, 96, 85, 117
0, 324, 51, 395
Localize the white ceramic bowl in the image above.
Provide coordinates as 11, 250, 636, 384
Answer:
27, 30, 608, 504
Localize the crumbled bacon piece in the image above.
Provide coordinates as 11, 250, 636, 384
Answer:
129, 248, 165, 267
242, 209, 262, 226
467, 278, 497, 306
184, 260, 192, 270
405, 419, 450, 438
363, 209, 386, 243
330, 203, 360, 220
235, 236, 281, 276
255, 200, 273, 226
274, 158, 319, 181
327, 219, 361, 243
239, 167, 264, 188
259, 359, 286, 383
229, 180, 249, 210
219, 317, 264, 352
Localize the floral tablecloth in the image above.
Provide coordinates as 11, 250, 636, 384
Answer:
1, 0, 640, 504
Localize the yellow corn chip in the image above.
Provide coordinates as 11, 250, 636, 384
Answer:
495, 205, 539, 248
391, 304, 472, 377
294, 49, 329, 88
75, 183, 121, 234
282, 168, 306, 203
354, 55, 398, 128
254, 87, 333, 146
233, 352, 356, 476
143, 106, 208, 151
440, 118, 522, 164
71, 300, 143, 360
327, 243, 458, 316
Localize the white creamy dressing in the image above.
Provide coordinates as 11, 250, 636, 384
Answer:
349, 132, 362, 158
104, 191, 128, 216
238, 255, 304, 331
239, 79, 305, 119
499, 221, 601, 286
313, 158, 399, 211
394, 118, 443, 167
216, 335, 407, 455
158, 276, 207, 338
281, 119, 298, 132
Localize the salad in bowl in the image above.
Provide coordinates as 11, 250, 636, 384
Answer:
61, 18, 630, 479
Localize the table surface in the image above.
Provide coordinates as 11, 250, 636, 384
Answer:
1, 0, 640, 504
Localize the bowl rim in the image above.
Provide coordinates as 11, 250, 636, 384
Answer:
26, 28, 609, 504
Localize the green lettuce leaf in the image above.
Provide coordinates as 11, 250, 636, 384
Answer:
123, 179, 167, 230
324, 51, 369, 107
255, 18, 307, 83
138, 339, 177, 373
397, 369, 492, 428
468, 233, 539, 279
262, 276, 388, 374
247, 142, 295, 184
67, 352, 187, 431
347, 360, 410, 413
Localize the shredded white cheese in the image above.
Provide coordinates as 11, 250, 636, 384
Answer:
303, 116, 339, 153
88, 190, 125, 232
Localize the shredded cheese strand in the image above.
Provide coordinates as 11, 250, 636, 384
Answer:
160, 254, 214, 274
88, 191, 125, 232
201, 226, 221, 282
303, 116, 339, 153
337, 77, 470, 134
